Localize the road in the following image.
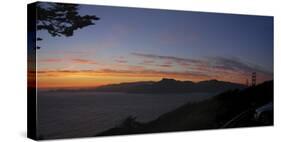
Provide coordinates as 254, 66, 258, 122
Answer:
221, 109, 261, 128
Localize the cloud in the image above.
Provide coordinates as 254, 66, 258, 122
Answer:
131, 52, 272, 83
114, 57, 128, 63
140, 60, 155, 65
71, 59, 97, 65
40, 58, 62, 63
132, 52, 272, 75
132, 52, 199, 63
158, 64, 173, 68
209, 57, 272, 75
132, 52, 203, 65
115, 59, 128, 63
38, 53, 272, 85
126, 65, 146, 71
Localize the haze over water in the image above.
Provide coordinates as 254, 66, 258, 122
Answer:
38, 91, 215, 138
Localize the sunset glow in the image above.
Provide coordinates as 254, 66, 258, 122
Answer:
35, 5, 273, 89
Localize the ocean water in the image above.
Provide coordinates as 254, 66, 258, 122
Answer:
37, 91, 215, 139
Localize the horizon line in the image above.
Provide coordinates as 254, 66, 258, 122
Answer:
36, 78, 273, 90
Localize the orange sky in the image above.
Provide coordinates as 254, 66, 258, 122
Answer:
36, 69, 269, 89
37, 70, 206, 89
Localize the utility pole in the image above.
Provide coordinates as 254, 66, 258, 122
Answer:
252, 72, 256, 86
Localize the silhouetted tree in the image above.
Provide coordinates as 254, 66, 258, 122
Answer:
36, 3, 100, 48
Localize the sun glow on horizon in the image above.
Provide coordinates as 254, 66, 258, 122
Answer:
36, 69, 272, 89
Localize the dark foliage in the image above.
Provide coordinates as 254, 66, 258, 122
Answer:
37, 3, 99, 37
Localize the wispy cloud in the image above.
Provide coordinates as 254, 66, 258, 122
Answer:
40, 58, 62, 63
115, 59, 127, 63
132, 52, 207, 71
140, 60, 155, 65
131, 52, 272, 83
37, 53, 273, 88
158, 64, 173, 68
71, 59, 97, 65
114, 56, 128, 64
209, 57, 272, 75
132, 52, 203, 65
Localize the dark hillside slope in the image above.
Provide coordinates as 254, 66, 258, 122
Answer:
97, 80, 273, 136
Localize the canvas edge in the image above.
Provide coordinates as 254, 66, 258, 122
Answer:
27, 2, 39, 140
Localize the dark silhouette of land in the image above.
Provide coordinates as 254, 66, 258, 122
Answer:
97, 80, 273, 136
94, 78, 246, 94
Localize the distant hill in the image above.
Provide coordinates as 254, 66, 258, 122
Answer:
94, 78, 246, 94
97, 80, 273, 136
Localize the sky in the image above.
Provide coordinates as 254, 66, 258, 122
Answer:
36, 3, 273, 89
